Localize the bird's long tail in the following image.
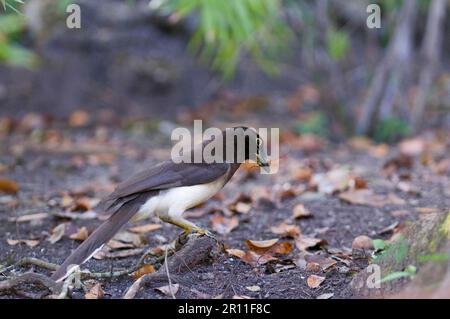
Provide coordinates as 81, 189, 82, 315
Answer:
51, 193, 150, 282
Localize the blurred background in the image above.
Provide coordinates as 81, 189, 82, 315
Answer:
1, 1, 450, 299
0, 0, 449, 141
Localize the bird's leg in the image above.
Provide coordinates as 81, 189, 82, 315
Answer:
159, 213, 215, 239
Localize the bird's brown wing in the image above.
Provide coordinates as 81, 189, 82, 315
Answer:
100, 161, 230, 211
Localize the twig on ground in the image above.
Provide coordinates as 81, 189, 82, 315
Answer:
17, 257, 58, 271
164, 247, 176, 299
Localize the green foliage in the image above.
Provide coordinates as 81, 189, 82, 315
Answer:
381, 264, 416, 283
374, 117, 410, 143
295, 112, 327, 137
151, 0, 292, 79
0, 13, 38, 69
56, 0, 74, 14
1, 0, 23, 14
373, 235, 409, 264
372, 239, 387, 251
417, 253, 450, 263
326, 29, 349, 62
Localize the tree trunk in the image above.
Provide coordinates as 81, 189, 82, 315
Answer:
356, 0, 417, 135
410, 0, 447, 133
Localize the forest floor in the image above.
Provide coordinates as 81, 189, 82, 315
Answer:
0, 113, 449, 299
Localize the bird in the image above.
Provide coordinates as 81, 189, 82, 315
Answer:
51, 126, 270, 282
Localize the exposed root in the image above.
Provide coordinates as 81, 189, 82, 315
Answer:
0, 272, 57, 296
123, 233, 223, 299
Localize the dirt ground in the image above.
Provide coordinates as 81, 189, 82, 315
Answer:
0, 116, 449, 299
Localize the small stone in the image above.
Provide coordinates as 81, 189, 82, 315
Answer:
352, 235, 374, 250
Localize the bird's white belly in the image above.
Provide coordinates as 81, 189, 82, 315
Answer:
135, 173, 227, 220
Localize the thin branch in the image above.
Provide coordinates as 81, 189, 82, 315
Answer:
164, 247, 176, 299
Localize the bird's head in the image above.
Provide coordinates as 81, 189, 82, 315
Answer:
223, 127, 270, 171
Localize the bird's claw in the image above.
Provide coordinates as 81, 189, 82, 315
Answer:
187, 227, 217, 240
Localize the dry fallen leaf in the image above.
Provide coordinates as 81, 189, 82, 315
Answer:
234, 202, 252, 214
383, 154, 413, 175
7, 239, 40, 248
106, 239, 135, 250
293, 203, 312, 219
390, 210, 411, 217
60, 194, 74, 208
53, 210, 98, 220
305, 255, 337, 272
69, 226, 89, 241
311, 168, 352, 195
307, 275, 325, 288
241, 251, 277, 267
396, 181, 420, 195
12, 213, 48, 223
293, 167, 313, 183
87, 153, 117, 166
338, 189, 405, 207
378, 221, 400, 235
317, 293, 334, 299
399, 138, 425, 156
155, 284, 179, 297
210, 215, 239, 235
232, 295, 252, 299
113, 231, 145, 247
69, 110, 90, 128
133, 265, 156, 279
295, 236, 326, 251
305, 262, 321, 272
246, 238, 279, 250
435, 158, 450, 175
48, 223, 66, 244
85, 283, 104, 299
0, 178, 19, 194
71, 196, 100, 212
416, 207, 439, 214
349, 177, 367, 190
246, 239, 293, 257
128, 223, 162, 234
278, 184, 303, 201
246, 285, 261, 292
228, 193, 253, 214
95, 248, 144, 260
226, 248, 246, 259
270, 223, 301, 238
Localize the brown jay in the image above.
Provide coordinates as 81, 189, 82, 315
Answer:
51, 127, 270, 282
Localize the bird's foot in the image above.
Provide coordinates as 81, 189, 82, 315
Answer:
193, 227, 217, 240
180, 227, 217, 240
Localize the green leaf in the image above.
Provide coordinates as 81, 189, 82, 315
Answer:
326, 29, 349, 62
153, 0, 292, 79
417, 253, 450, 263
404, 265, 417, 274
0, 14, 26, 34
0, 42, 39, 69
380, 271, 412, 283
381, 264, 416, 283
372, 239, 387, 251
